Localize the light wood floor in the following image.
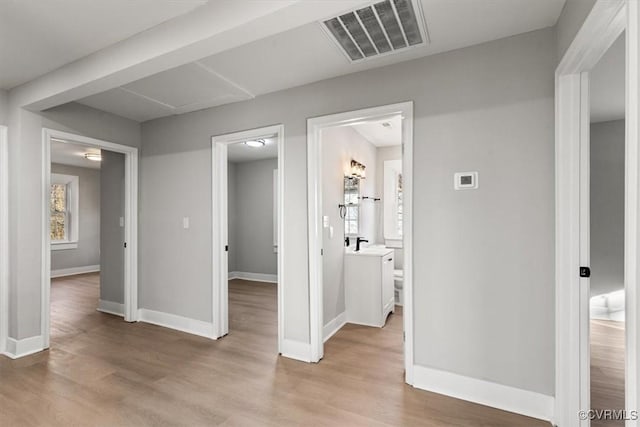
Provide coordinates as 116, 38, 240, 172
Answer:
0, 273, 549, 426
591, 319, 625, 427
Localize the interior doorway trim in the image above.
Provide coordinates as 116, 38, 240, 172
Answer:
555, 0, 636, 424
0, 125, 7, 355
306, 101, 414, 383
211, 124, 284, 353
42, 129, 139, 349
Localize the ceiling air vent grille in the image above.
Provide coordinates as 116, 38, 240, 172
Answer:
323, 0, 429, 62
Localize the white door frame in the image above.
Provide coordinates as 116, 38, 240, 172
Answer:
211, 124, 284, 352
0, 125, 8, 355
42, 129, 139, 348
555, 0, 637, 424
306, 101, 414, 383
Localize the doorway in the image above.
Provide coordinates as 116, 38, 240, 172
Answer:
589, 31, 626, 421
306, 101, 414, 383
211, 124, 284, 352
42, 129, 139, 349
555, 0, 638, 424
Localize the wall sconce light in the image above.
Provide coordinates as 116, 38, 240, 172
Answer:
350, 159, 366, 178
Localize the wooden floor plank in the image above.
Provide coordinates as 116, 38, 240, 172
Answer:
0, 274, 551, 426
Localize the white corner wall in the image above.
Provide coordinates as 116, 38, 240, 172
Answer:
6, 101, 140, 341
141, 27, 556, 400
590, 119, 625, 297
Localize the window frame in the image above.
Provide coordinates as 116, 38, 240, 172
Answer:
50, 173, 79, 250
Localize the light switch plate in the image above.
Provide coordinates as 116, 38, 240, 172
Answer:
119, 217, 124, 227
323, 215, 330, 228
454, 171, 478, 190
183, 217, 190, 229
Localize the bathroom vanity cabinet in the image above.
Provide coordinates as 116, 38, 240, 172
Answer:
344, 247, 395, 327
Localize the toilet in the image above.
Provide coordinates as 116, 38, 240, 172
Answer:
394, 269, 404, 306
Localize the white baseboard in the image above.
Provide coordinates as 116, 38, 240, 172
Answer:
3, 335, 45, 359
280, 338, 312, 363
228, 271, 277, 284
412, 365, 554, 422
51, 264, 100, 278
323, 311, 347, 342
97, 299, 124, 317
138, 308, 215, 339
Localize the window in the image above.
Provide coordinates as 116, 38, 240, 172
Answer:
383, 160, 403, 247
344, 176, 360, 236
50, 173, 79, 250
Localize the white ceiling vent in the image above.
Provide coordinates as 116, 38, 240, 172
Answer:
322, 0, 429, 62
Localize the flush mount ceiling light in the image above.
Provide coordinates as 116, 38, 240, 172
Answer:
245, 139, 266, 148
84, 153, 102, 162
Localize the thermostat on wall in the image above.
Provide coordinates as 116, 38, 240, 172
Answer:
454, 172, 478, 190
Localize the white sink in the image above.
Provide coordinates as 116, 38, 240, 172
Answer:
345, 246, 393, 257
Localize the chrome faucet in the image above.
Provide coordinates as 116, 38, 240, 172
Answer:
355, 237, 368, 252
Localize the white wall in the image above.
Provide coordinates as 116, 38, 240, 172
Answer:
375, 145, 403, 269
227, 162, 238, 273
100, 150, 125, 304
229, 158, 278, 276
591, 119, 625, 297
50, 163, 100, 272
321, 126, 377, 327
0, 90, 7, 125
6, 101, 140, 339
140, 27, 556, 396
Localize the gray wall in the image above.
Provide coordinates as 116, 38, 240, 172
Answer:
229, 158, 278, 275
0, 90, 7, 125
7, 101, 140, 339
556, 0, 597, 60
141, 27, 556, 396
321, 126, 377, 326
50, 163, 100, 271
591, 120, 625, 297
375, 145, 403, 269
227, 162, 238, 273
100, 151, 125, 304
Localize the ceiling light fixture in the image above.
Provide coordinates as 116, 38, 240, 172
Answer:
84, 153, 102, 162
245, 139, 266, 148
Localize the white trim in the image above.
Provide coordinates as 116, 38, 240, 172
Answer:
228, 271, 277, 283
212, 125, 284, 354
0, 125, 7, 355
138, 308, 215, 339
412, 365, 554, 423
50, 173, 79, 246
323, 311, 347, 342
628, 0, 640, 416
555, 1, 635, 425
51, 242, 78, 251
306, 102, 414, 383
3, 335, 45, 359
51, 265, 100, 278
97, 299, 124, 317
280, 338, 312, 363
42, 129, 140, 351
